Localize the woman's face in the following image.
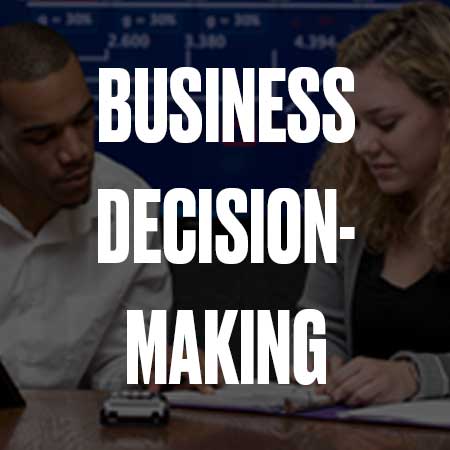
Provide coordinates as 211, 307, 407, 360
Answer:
346, 59, 449, 200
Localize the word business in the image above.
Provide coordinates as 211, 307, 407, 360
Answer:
99, 67, 355, 144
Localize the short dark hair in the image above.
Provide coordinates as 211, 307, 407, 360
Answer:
0, 22, 75, 83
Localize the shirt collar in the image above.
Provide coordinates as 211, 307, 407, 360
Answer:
71, 178, 99, 235
0, 179, 99, 243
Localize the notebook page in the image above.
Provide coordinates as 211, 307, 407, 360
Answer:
166, 383, 332, 413
339, 399, 450, 427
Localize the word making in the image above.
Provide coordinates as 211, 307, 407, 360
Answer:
127, 309, 326, 385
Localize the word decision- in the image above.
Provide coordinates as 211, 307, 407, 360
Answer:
127, 310, 326, 385
98, 188, 355, 264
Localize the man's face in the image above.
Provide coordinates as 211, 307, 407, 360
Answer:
0, 55, 95, 209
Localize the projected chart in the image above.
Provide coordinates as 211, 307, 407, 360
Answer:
3, 1, 428, 200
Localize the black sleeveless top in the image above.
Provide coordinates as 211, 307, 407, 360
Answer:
352, 249, 450, 359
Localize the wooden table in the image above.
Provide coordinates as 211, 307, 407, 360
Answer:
0, 391, 448, 450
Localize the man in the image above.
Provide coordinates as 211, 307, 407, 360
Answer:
0, 22, 172, 390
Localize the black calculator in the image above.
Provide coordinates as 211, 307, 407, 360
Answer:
0, 361, 26, 408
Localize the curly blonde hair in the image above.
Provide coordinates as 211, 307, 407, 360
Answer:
312, 2, 450, 269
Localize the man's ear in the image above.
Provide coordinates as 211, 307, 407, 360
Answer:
441, 105, 450, 137
0, 126, 7, 156
0, 112, 4, 151
0, 113, 7, 152
0, 131, 5, 152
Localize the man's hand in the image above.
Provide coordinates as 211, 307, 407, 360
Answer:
320, 356, 419, 407
148, 346, 225, 394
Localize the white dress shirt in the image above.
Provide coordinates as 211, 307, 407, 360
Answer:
0, 153, 172, 390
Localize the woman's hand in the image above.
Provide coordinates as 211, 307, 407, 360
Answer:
319, 356, 419, 407
314, 355, 346, 395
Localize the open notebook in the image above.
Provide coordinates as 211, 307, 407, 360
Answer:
165, 384, 332, 414
337, 399, 450, 428
166, 384, 450, 429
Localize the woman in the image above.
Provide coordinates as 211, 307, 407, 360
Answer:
300, 2, 450, 406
